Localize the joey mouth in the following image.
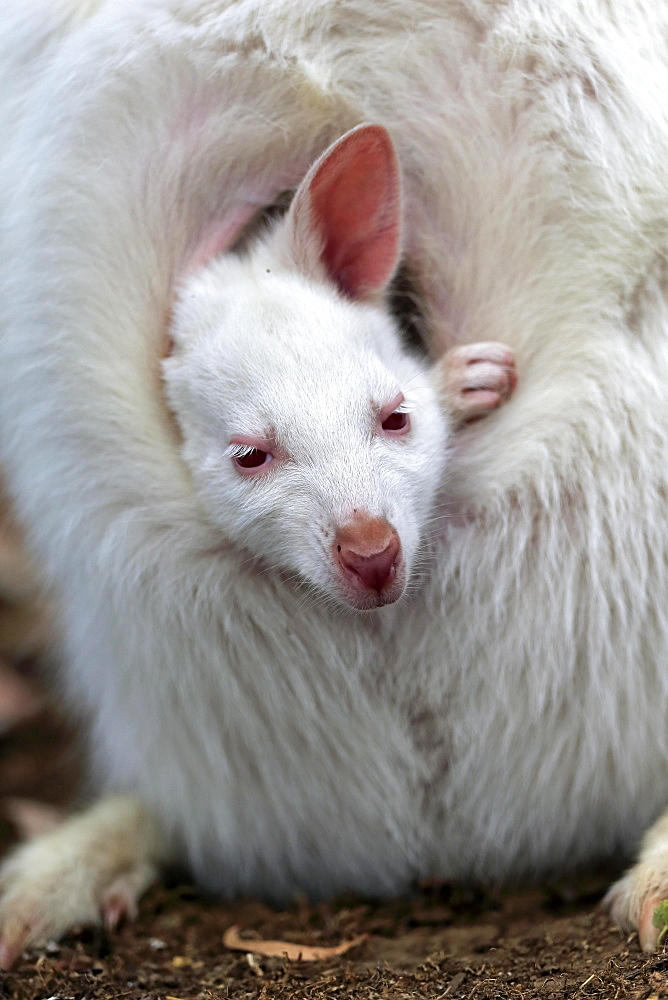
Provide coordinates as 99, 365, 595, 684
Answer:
336, 570, 407, 610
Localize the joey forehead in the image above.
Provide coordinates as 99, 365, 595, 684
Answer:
211, 307, 402, 428
177, 268, 409, 441
222, 276, 377, 352
229, 347, 400, 449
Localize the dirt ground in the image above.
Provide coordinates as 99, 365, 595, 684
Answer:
3, 881, 666, 1000
1, 516, 668, 1000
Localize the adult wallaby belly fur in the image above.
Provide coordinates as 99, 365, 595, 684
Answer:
0, 0, 667, 931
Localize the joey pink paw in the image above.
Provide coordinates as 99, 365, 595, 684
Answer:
439, 341, 517, 423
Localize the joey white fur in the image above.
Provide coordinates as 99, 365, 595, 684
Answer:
1, 0, 668, 962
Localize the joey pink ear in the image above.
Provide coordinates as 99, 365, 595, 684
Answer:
287, 124, 402, 300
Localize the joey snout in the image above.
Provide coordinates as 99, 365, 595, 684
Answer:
333, 515, 404, 609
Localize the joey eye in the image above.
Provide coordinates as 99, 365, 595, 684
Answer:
379, 393, 411, 437
379, 394, 411, 437
230, 443, 275, 474
235, 449, 271, 469
381, 410, 410, 433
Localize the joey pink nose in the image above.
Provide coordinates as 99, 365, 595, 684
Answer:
334, 517, 401, 592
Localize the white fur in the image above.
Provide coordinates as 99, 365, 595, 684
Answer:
1, 0, 668, 953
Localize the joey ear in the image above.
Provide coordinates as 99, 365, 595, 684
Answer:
286, 123, 402, 300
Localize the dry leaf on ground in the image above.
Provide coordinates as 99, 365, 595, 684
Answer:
222, 924, 367, 961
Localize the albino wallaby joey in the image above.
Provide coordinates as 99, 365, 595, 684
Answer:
0, 0, 667, 964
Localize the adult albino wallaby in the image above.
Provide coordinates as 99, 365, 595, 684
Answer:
0, 0, 667, 964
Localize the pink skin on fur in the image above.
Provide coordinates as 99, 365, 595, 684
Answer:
183, 208, 258, 276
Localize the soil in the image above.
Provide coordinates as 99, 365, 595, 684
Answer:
0, 703, 666, 1000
